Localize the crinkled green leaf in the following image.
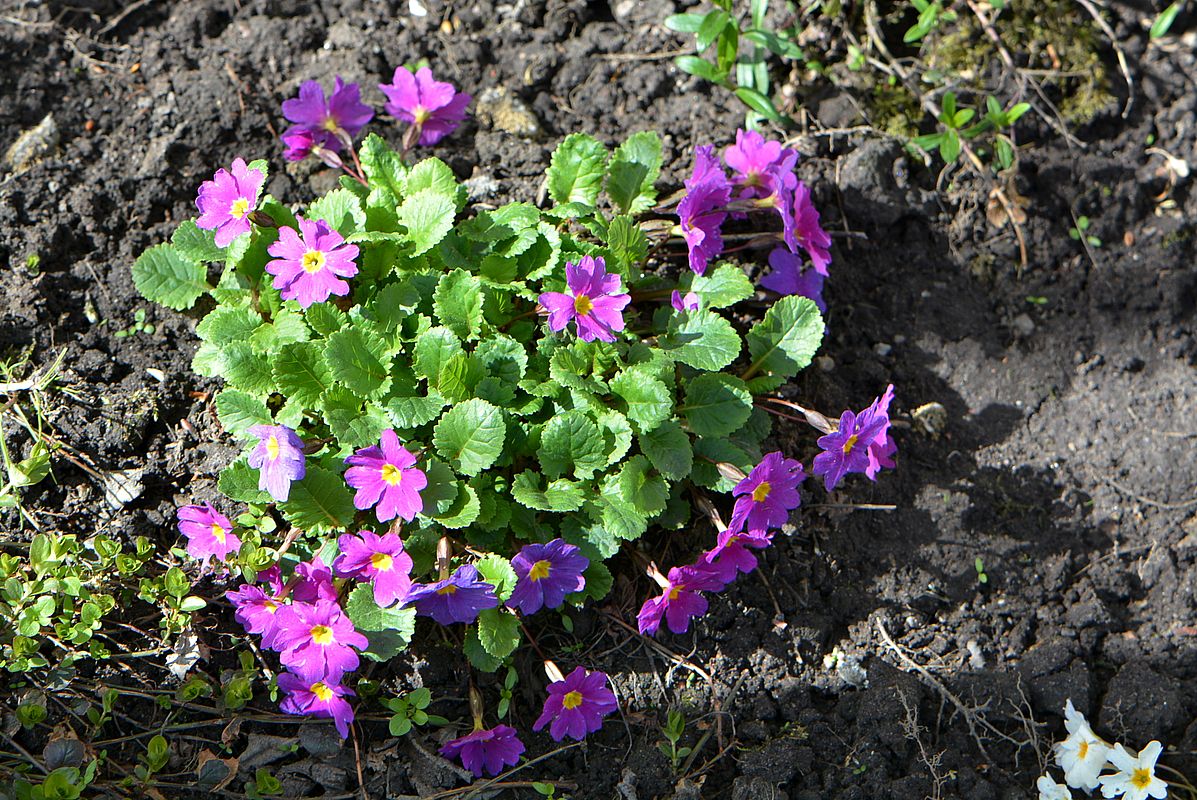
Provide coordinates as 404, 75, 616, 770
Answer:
359, 133, 407, 199
639, 420, 693, 480
597, 409, 633, 465
325, 326, 392, 398
399, 189, 456, 256
617, 455, 668, 516
691, 437, 755, 491
305, 303, 348, 337
538, 410, 607, 479
475, 335, 528, 384
477, 608, 520, 659
217, 459, 271, 504
222, 343, 276, 396
308, 188, 367, 237
682, 373, 753, 437
433, 268, 484, 340
610, 367, 672, 434
345, 584, 416, 662
681, 263, 755, 308
132, 244, 208, 310
172, 220, 225, 262
413, 326, 464, 382
511, 471, 585, 512
546, 133, 609, 206
385, 392, 445, 429
273, 341, 334, 407
278, 464, 355, 534
196, 305, 262, 346
605, 131, 662, 214
431, 483, 480, 529
433, 398, 505, 476
661, 308, 741, 371
464, 626, 503, 672
250, 309, 310, 352
744, 295, 824, 382
215, 389, 272, 437
404, 157, 459, 201
475, 554, 518, 602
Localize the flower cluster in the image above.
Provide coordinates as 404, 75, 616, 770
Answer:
1036, 700, 1168, 800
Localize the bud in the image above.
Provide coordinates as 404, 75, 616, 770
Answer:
248, 209, 277, 228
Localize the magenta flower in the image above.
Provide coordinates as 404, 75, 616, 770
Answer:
344, 429, 427, 523
226, 583, 286, 646
702, 529, 773, 584
636, 564, 727, 635
811, 408, 889, 492
729, 452, 805, 535
265, 216, 360, 308
761, 247, 826, 313
271, 599, 368, 683
678, 176, 730, 277
533, 666, 618, 741
670, 290, 700, 312
862, 385, 897, 479
278, 671, 356, 739
439, 724, 524, 777
177, 503, 239, 567
333, 530, 414, 608
195, 158, 265, 248
379, 66, 471, 146
785, 182, 832, 276
724, 129, 798, 201
247, 424, 306, 502
538, 255, 631, 343
404, 564, 498, 625
507, 539, 588, 616
280, 77, 373, 161
687, 144, 726, 188
291, 556, 338, 604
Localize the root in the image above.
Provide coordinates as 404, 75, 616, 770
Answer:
897, 689, 947, 800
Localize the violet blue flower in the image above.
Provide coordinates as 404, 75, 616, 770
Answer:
702, 529, 773, 584
760, 247, 827, 314
247, 424, 306, 502
344, 429, 428, 523
404, 564, 498, 625
280, 78, 373, 161
379, 66, 471, 146
637, 564, 727, 635
507, 539, 588, 615
265, 216, 360, 308
533, 666, 619, 741
861, 384, 897, 479
177, 503, 239, 567
785, 182, 832, 275
724, 129, 798, 201
291, 556, 339, 604
677, 151, 731, 276
538, 255, 631, 343
686, 144, 726, 189
226, 583, 286, 646
277, 671, 356, 739
811, 408, 889, 492
439, 724, 524, 777
271, 598, 368, 683
671, 290, 700, 312
333, 530, 414, 608
195, 158, 265, 248
729, 451, 805, 535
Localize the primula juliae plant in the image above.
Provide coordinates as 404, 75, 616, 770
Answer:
131, 67, 895, 770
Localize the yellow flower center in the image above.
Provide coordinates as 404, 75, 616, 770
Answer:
414, 106, 430, 124
667, 585, 681, 601
1078, 741, 1089, 760
573, 294, 594, 315
752, 482, 771, 503
528, 560, 552, 582
266, 435, 280, 461
310, 624, 334, 645
264, 600, 279, 613
322, 117, 340, 133
371, 552, 394, 571
311, 682, 333, 701
842, 434, 859, 455
302, 250, 326, 273
436, 583, 458, 596
1131, 769, 1153, 790
562, 691, 584, 710
211, 524, 227, 543
381, 463, 403, 486
230, 198, 250, 219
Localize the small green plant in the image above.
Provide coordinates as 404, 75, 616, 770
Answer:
658, 709, 692, 770
383, 686, 443, 736
1150, 2, 1183, 38
974, 556, 988, 585
904, 0, 958, 43
11, 763, 99, 800
0, 349, 65, 526
112, 308, 156, 338
912, 93, 1030, 167
1069, 216, 1102, 248
246, 768, 282, 799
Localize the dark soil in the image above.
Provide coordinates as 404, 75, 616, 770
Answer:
2, 0, 1196, 798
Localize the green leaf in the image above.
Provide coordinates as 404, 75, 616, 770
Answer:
305, 303, 348, 337
171, 220, 225, 262
433, 269, 484, 340
538, 410, 608, 479
639, 420, 693, 480
413, 327, 464, 381
598, 409, 633, 465
597, 491, 648, 540
682, 263, 754, 308
132, 244, 208, 310
511, 471, 586, 512
399, 189, 456, 255
279, 464, 355, 534
605, 131, 662, 215
250, 309, 310, 353
385, 392, 445, 429
464, 626, 503, 672
477, 608, 521, 659
546, 133, 609, 206
404, 157, 459, 201
734, 86, 786, 124
474, 554, 518, 601
218, 460, 271, 504
359, 133, 407, 197
322, 389, 389, 448
215, 389, 272, 437
610, 368, 672, 434
433, 398, 505, 476
222, 343, 276, 396
605, 215, 649, 278
696, 9, 730, 51
682, 373, 753, 437
660, 308, 741, 371
196, 305, 262, 346
345, 584, 416, 661
325, 326, 392, 398
617, 455, 668, 516
744, 295, 824, 382
431, 483, 481, 529
1152, 1, 1182, 38
475, 335, 528, 383
308, 188, 367, 237
273, 341, 334, 407
664, 12, 705, 32
675, 55, 725, 83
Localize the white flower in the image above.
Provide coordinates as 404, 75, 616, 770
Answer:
1038, 774, 1074, 800
1055, 699, 1111, 790
1098, 741, 1169, 800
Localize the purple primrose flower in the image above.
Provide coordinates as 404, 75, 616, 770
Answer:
277, 671, 356, 739
333, 530, 414, 608
671, 290, 700, 312
724, 129, 798, 201
226, 583, 286, 646
507, 538, 588, 616
247, 424, 306, 502
344, 429, 428, 523
291, 556, 339, 604
379, 66, 471, 146
404, 564, 498, 626
702, 529, 774, 584
811, 408, 888, 492
272, 599, 368, 683
786, 182, 832, 276
729, 451, 805, 535
195, 158, 265, 248
439, 724, 524, 777
538, 255, 631, 343
862, 384, 897, 479
265, 215, 360, 308
280, 77, 373, 161
761, 247, 826, 313
177, 503, 239, 566
533, 666, 618, 741
637, 564, 727, 636
678, 148, 731, 276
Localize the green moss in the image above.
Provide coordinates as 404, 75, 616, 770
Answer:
869, 82, 922, 138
